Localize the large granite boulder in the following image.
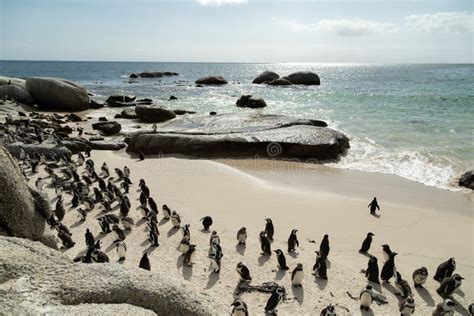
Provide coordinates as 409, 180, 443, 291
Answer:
0, 76, 27, 89
459, 170, 474, 190
236, 95, 267, 109
252, 71, 279, 84
0, 146, 50, 240
127, 113, 348, 160
25, 77, 90, 111
195, 76, 228, 85
268, 78, 293, 86
0, 237, 227, 315
0, 85, 35, 105
92, 121, 122, 135
135, 104, 176, 123
284, 71, 320, 85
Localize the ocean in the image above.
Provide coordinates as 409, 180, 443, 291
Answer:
1, 61, 473, 190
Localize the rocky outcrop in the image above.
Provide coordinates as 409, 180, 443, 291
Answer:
195, 76, 228, 85
0, 76, 27, 89
0, 146, 51, 241
25, 77, 90, 111
268, 78, 293, 86
0, 85, 35, 105
174, 109, 196, 115
0, 237, 227, 315
284, 71, 320, 85
115, 108, 138, 119
135, 104, 176, 123
252, 71, 279, 84
92, 121, 122, 135
106, 95, 136, 107
127, 113, 348, 160
236, 95, 267, 108
459, 170, 474, 190
138, 71, 179, 78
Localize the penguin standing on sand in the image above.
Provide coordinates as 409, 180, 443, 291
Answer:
395, 271, 412, 298
320, 304, 336, 316
260, 231, 271, 255
139, 253, 151, 271
183, 244, 196, 266
468, 303, 474, 316
231, 298, 249, 316
437, 274, 464, 297
434, 258, 456, 282
209, 241, 223, 273
381, 244, 393, 262
265, 287, 284, 314
292, 263, 304, 287
359, 232, 374, 253
162, 204, 171, 219
85, 228, 95, 248
399, 296, 416, 315
381, 252, 398, 283
112, 224, 126, 241
200, 216, 213, 231
179, 237, 191, 254
56, 227, 75, 248
236, 227, 247, 245
91, 248, 110, 263
138, 151, 145, 161
114, 168, 124, 179
287, 229, 299, 252
121, 180, 129, 194
76, 208, 87, 222
115, 240, 127, 261
265, 218, 274, 241
35, 177, 43, 191
236, 262, 252, 282
359, 284, 374, 311
364, 255, 380, 283
313, 251, 328, 280
320, 234, 330, 259
148, 228, 159, 247
171, 211, 181, 228
123, 166, 130, 178
432, 299, 456, 316
209, 230, 220, 245
368, 197, 380, 215
120, 199, 130, 217
148, 197, 158, 214
101, 162, 109, 178
54, 198, 65, 221
139, 180, 150, 197
274, 249, 289, 270
121, 217, 134, 230
412, 267, 428, 288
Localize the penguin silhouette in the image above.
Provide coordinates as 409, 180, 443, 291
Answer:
368, 197, 380, 215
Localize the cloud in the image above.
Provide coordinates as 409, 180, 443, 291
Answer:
279, 19, 397, 37
404, 12, 473, 33
196, 0, 247, 6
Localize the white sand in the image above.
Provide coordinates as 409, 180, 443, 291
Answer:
38, 150, 472, 315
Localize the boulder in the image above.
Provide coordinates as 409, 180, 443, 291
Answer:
67, 138, 127, 151
137, 71, 178, 78
174, 109, 196, 115
116, 108, 138, 119
459, 170, 474, 190
0, 146, 51, 240
25, 77, 89, 111
67, 113, 82, 122
106, 95, 136, 107
252, 71, 280, 84
236, 95, 267, 109
0, 85, 35, 105
129, 73, 139, 79
195, 76, 228, 85
169, 95, 178, 100
0, 76, 27, 89
92, 121, 122, 135
135, 104, 176, 123
0, 236, 227, 315
284, 71, 320, 85
268, 78, 293, 86
89, 99, 104, 109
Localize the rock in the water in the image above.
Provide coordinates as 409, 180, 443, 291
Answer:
284, 71, 320, 85
195, 76, 228, 85
89, 99, 104, 109
169, 95, 178, 100
0, 236, 227, 315
252, 71, 280, 84
174, 109, 196, 115
129, 73, 139, 79
25, 77, 90, 111
105, 95, 136, 107
92, 121, 122, 135
0, 146, 51, 240
137, 71, 178, 78
127, 113, 348, 160
459, 170, 474, 190
0, 85, 35, 105
268, 78, 293, 86
236, 95, 267, 108
135, 104, 176, 123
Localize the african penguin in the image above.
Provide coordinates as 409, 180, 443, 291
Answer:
259, 231, 271, 255
200, 216, 213, 231
313, 251, 328, 280
264, 287, 284, 314
359, 232, 374, 253
320, 304, 336, 316
112, 224, 126, 241
139, 253, 151, 271
395, 271, 412, 298
183, 244, 196, 266
291, 263, 304, 287
287, 229, 299, 252
432, 299, 455, 316
85, 228, 95, 248
381, 244, 393, 262
437, 274, 464, 297
209, 230, 220, 245
399, 296, 416, 315
365, 255, 380, 284
412, 267, 428, 288
162, 204, 171, 219
320, 234, 330, 259
359, 284, 373, 311
265, 218, 274, 241
231, 298, 249, 316
434, 258, 456, 282
380, 252, 398, 283
236, 262, 252, 282
115, 240, 127, 261
236, 227, 247, 245
171, 211, 181, 228
274, 249, 289, 270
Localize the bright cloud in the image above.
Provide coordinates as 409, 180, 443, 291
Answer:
196, 0, 247, 6
404, 12, 473, 33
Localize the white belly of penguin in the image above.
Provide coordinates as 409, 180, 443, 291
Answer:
400, 305, 415, 315
171, 218, 179, 227
179, 243, 190, 254
360, 293, 372, 307
117, 245, 126, 258
414, 274, 426, 285
112, 231, 120, 240
238, 234, 246, 243
292, 271, 304, 285
232, 310, 246, 316
210, 258, 219, 270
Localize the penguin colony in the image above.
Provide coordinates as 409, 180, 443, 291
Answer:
3, 114, 471, 315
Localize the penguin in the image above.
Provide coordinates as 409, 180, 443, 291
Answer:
208, 241, 223, 273
287, 229, 299, 252
98, 217, 111, 233
259, 231, 271, 255
54, 198, 65, 221
368, 197, 380, 214
148, 228, 159, 247
35, 177, 43, 191
139, 180, 150, 197
313, 251, 328, 280
114, 168, 124, 179
210, 230, 220, 245
76, 208, 87, 221
101, 162, 109, 177
381, 244, 393, 262
162, 204, 171, 219
91, 249, 110, 263
320, 304, 336, 316
179, 237, 191, 254
120, 199, 130, 217
83, 228, 94, 249
265, 218, 274, 241
320, 234, 330, 259
148, 197, 158, 214
103, 214, 120, 224
291, 263, 304, 287
115, 240, 127, 261
171, 211, 181, 228
432, 299, 456, 316
231, 298, 249, 316
57, 228, 75, 248
359, 232, 374, 253
98, 178, 107, 191
120, 181, 129, 194
200, 216, 213, 231
434, 258, 456, 282
469, 303, 474, 316
381, 252, 398, 283
183, 244, 196, 266
365, 255, 380, 284
121, 217, 135, 230
101, 200, 111, 213
236, 227, 247, 245
359, 284, 374, 311
437, 274, 464, 297
182, 224, 191, 240
112, 224, 126, 241
139, 253, 151, 271
56, 222, 72, 236
71, 193, 79, 208
395, 271, 412, 298
77, 153, 85, 166
274, 249, 289, 270
236, 262, 252, 282
265, 287, 284, 314
55, 186, 63, 199
138, 151, 145, 161
83, 196, 95, 211
412, 267, 428, 288
399, 296, 416, 316
123, 166, 130, 178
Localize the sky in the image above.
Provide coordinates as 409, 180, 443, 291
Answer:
0, 0, 473, 63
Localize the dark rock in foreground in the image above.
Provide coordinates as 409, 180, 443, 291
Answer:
127, 113, 348, 160
252, 70, 280, 84
236, 95, 267, 108
195, 76, 228, 85
135, 104, 176, 123
459, 170, 474, 190
92, 121, 122, 135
